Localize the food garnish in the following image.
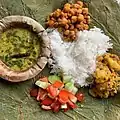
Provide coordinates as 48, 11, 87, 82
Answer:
89, 53, 120, 98
46, 1, 90, 41
30, 75, 84, 112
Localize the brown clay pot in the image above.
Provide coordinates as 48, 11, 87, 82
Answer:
0, 15, 51, 82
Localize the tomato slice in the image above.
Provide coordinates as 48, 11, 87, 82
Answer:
41, 97, 53, 106
37, 88, 47, 101
76, 92, 84, 102
51, 100, 61, 113
68, 93, 77, 103
30, 88, 38, 97
53, 103, 61, 112
47, 85, 59, 98
53, 81, 64, 89
67, 100, 77, 109
58, 90, 69, 104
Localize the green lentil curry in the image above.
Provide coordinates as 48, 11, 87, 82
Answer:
0, 28, 41, 71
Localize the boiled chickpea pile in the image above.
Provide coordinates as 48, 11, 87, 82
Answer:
46, 1, 90, 41
89, 53, 120, 98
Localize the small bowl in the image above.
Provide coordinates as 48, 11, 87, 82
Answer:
0, 15, 51, 82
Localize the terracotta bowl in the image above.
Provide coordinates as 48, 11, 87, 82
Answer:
0, 15, 51, 82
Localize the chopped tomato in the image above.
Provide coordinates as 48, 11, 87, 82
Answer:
47, 85, 59, 98
30, 75, 85, 113
53, 81, 64, 89
58, 97, 68, 104
59, 90, 69, 104
67, 100, 77, 109
51, 100, 60, 109
51, 100, 61, 112
30, 88, 38, 97
37, 88, 47, 101
53, 103, 61, 112
41, 97, 53, 106
68, 93, 77, 103
76, 92, 84, 102
53, 97, 58, 103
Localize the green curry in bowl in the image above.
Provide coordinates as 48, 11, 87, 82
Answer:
0, 28, 41, 71
0, 15, 50, 82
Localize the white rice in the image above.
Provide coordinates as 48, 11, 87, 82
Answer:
48, 27, 113, 86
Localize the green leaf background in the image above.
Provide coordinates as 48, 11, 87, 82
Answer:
0, 0, 120, 120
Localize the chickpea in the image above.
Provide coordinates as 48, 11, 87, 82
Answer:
76, 9, 82, 14
50, 17, 56, 21
74, 28, 78, 33
69, 24, 74, 30
71, 16, 77, 23
76, 24, 84, 30
71, 35, 76, 40
56, 9, 61, 12
54, 11, 61, 17
64, 13, 68, 18
60, 17, 68, 26
70, 9, 75, 15
65, 24, 69, 29
77, 14, 84, 22
58, 20, 61, 25
64, 30, 70, 36
86, 16, 91, 24
76, 24, 80, 29
67, 13, 72, 17
73, 8, 78, 15
84, 15, 88, 19
83, 19, 87, 24
80, 21, 84, 25
72, 4, 80, 9
62, 17, 68, 23
83, 24, 89, 30
47, 20, 55, 27
64, 3, 71, 8
82, 8, 88, 15
67, 19, 71, 24
64, 6, 71, 12
61, 11, 65, 17
58, 18, 62, 22
77, 1, 83, 8
69, 30, 75, 36
54, 22, 59, 28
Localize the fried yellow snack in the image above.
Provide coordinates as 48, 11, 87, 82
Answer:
104, 53, 120, 71
89, 53, 120, 98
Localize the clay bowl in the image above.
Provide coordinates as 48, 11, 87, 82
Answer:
0, 15, 51, 82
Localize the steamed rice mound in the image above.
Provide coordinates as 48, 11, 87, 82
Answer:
48, 27, 112, 86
